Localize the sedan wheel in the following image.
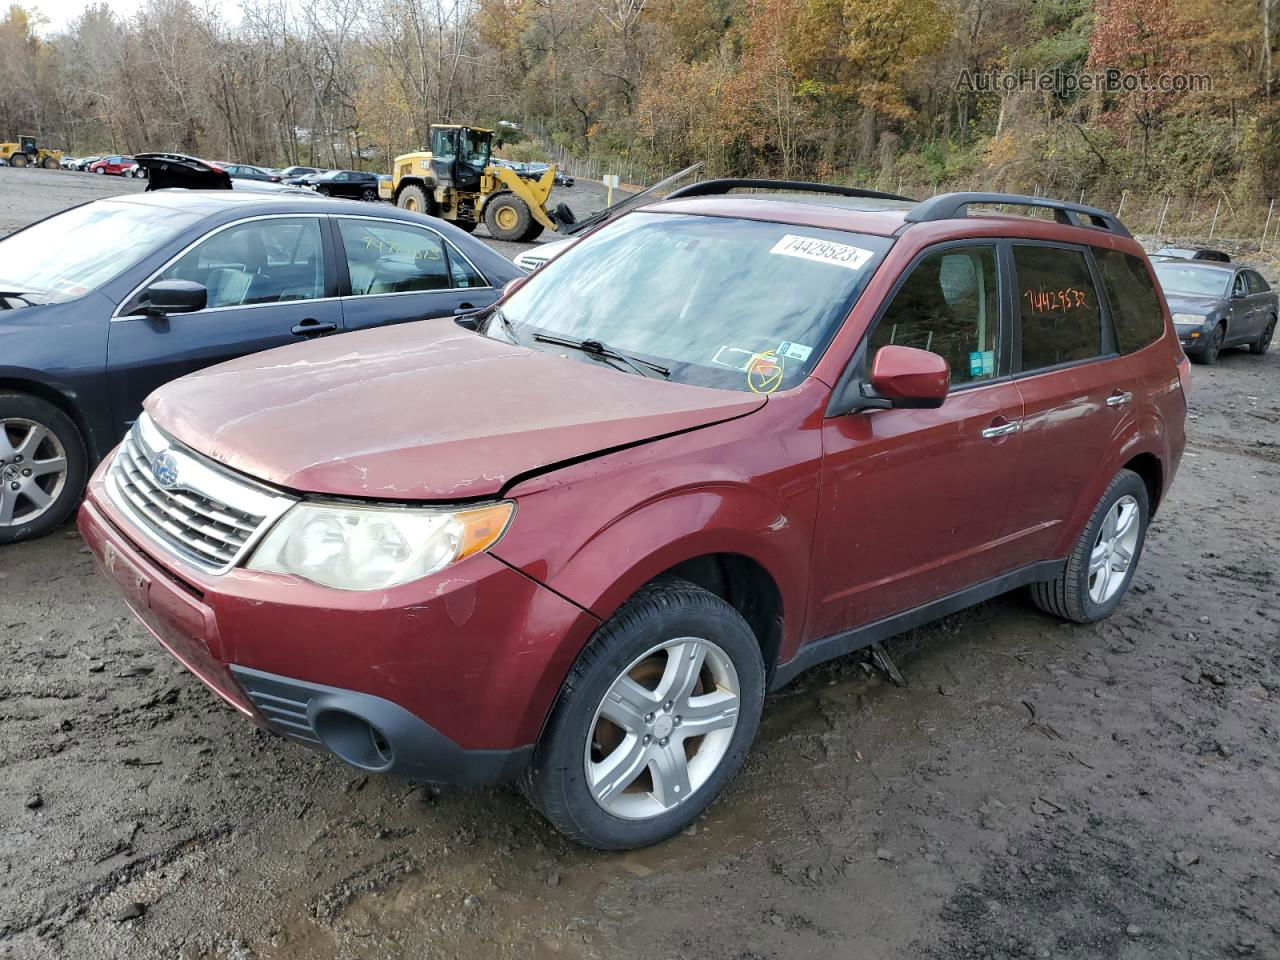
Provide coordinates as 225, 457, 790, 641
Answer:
1, 419, 68, 528
585, 637, 741, 820
0, 394, 88, 544
1251, 316, 1275, 355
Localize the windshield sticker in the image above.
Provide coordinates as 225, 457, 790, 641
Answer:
778, 340, 813, 362
712, 346, 757, 371
747, 350, 785, 394
770, 234, 874, 271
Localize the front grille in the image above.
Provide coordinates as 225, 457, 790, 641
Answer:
106, 416, 295, 573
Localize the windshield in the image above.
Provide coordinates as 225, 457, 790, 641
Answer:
493, 212, 892, 393
1154, 263, 1231, 298
0, 200, 202, 304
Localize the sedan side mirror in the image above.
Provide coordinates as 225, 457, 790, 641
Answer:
141, 280, 207, 315
865, 345, 950, 409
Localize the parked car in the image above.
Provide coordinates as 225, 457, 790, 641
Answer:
277, 165, 321, 181
59, 156, 79, 170
523, 161, 574, 187
224, 163, 282, 183
78, 183, 1187, 849
0, 189, 521, 543
302, 169, 382, 201
1154, 260, 1277, 363
125, 163, 147, 179
513, 235, 576, 272
1151, 246, 1230, 263
74, 156, 101, 171
89, 156, 136, 176
132, 154, 317, 196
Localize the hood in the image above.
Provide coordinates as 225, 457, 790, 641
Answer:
1163, 291, 1227, 319
147, 323, 766, 500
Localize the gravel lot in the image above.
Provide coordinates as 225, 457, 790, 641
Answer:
2, 166, 1279, 960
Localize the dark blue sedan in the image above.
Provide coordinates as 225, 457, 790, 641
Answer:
0, 190, 522, 542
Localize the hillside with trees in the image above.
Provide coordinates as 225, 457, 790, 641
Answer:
1, 0, 1276, 222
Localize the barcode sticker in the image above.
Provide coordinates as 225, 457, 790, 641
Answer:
769, 234, 874, 271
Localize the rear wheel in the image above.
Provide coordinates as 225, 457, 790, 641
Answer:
1030, 469, 1149, 623
523, 579, 764, 849
0, 393, 88, 545
1250, 315, 1275, 355
10, 153, 27, 168
484, 194, 533, 241
43, 156, 58, 169
360, 187, 377, 202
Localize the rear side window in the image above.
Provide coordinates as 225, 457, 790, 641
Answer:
1095, 250, 1164, 354
1247, 270, 1270, 294
869, 245, 1000, 385
447, 243, 488, 288
1013, 246, 1102, 371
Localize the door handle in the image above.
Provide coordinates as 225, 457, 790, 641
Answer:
291, 319, 337, 336
981, 420, 1020, 439
1106, 391, 1133, 407
453, 303, 477, 317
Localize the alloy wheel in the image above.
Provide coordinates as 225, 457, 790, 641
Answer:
585, 637, 741, 820
0, 418, 69, 527
1088, 494, 1140, 604
1208, 325, 1224, 362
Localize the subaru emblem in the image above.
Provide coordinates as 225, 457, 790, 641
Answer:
152, 452, 179, 488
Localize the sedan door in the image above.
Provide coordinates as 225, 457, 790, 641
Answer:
334, 216, 499, 332
106, 215, 340, 434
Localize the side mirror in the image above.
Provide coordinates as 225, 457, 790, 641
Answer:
502, 276, 527, 298
141, 280, 207, 315
866, 345, 950, 409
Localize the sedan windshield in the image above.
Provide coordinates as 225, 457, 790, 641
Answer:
1154, 263, 1231, 298
0, 200, 203, 304
495, 212, 892, 393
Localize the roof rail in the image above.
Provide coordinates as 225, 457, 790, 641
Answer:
903, 192, 1131, 237
666, 178, 916, 203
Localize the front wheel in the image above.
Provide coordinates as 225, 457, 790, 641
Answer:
360, 187, 377, 202
43, 156, 58, 169
1030, 469, 1149, 623
0, 393, 88, 544
1250, 315, 1276, 355
1193, 323, 1225, 365
523, 579, 765, 849
484, 194, 533, 241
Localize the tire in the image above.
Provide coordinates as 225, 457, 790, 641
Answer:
360, 187, 377, 202
0, 393, 88, 545
95, 167, 105, 174
43, 156, 58, 169
397, 183, 430, 214
1249, 315, 1276, 355
11, 153, 27, 168
1029, 469, 1149, 624
1192, 323, 1225, 365
523, 578, 765, 850
518, 220, 545, 242
484, 194, 533, 241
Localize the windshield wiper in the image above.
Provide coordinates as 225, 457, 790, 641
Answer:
0, 289, 42, 307
533, 333, 670, 379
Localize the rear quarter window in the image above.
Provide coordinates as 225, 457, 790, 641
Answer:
1013, 245, 1103, 371
1096, 250, 1165, 354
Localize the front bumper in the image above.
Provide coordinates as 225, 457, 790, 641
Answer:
78, 462, 600, 785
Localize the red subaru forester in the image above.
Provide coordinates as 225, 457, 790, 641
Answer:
80, 182, 1187, 849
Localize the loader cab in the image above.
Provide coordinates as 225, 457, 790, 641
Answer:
19, 136, 36, 155
428, 125, 492, 193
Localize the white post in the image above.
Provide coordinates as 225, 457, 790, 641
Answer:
1209, 197, 1222, 240
1116, 190, 1127, 217
1157, 195, 1171, 233
1262, 198, 1275, 251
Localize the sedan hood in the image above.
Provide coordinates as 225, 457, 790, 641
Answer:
1163, 292, 1226, 318
147, 324, 766, 499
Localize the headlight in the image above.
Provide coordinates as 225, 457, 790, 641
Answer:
1172, 313, 1209, 326
247, 501, 514, 591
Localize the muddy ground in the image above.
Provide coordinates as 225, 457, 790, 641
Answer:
2, 167, 1279, 960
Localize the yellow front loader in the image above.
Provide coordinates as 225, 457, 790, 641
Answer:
391, 125, 572, 241
1, 135, 61, 169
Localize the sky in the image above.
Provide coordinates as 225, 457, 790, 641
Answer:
24, 0, 143, 32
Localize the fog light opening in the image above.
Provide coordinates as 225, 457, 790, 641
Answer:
313, 709, 394, 771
